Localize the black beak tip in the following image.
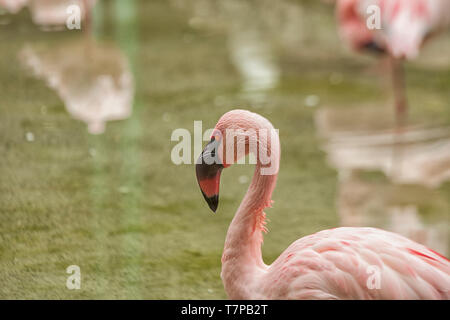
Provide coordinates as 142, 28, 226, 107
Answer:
203, 193, 219, 213
362, 41, 386, 55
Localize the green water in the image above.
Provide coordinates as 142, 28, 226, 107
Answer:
0, 0, 449, 299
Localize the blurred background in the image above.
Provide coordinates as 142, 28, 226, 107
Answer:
0, 0, 449, 299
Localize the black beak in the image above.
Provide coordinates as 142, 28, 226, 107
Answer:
195, 138, 223, 212
362, 41, 386, 55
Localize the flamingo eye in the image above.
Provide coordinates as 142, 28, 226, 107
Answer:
209, 138, 216, 157
210, 129, 223, 142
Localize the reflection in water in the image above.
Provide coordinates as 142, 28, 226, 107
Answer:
316, 107, 450, 255
222, 1, 281, 100
229, 29, 280, 100
174, 0, 296, 102
338, 173, 449, 256
19, 39, 134, 134
316, 108, 450, 188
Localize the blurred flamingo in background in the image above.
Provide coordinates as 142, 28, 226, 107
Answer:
0, 0, 94, 31
195, 110, 450, 299
336, 0, 450, 121
29, 0, 95, 31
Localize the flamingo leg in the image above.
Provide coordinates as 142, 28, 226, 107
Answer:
390, 56, 408, 124
82, 0, 92, 35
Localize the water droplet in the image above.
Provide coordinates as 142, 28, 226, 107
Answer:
118, 186, 130, 194
162, 113, 171, 122
89, 148, 97, 158
304, 95, 320, 108
238, 175, 249, 184
25, 132, 35, 142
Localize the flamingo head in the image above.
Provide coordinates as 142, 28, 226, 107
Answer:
196, 110, 278, 212
337, 0, 387, 54
195, 112, 251, 213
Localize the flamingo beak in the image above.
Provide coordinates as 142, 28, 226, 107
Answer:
196, 138, 223, 213
362, 41, 386, 54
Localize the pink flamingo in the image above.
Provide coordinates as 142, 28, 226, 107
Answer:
28, 0, 95, 32
196, 110, 450, 299
336, 0, 450, 120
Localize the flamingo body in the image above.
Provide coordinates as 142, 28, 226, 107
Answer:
337, 0, 450, 59
337, 0, 450, 121
261, 227, 449, 299
196, 110, 450, 299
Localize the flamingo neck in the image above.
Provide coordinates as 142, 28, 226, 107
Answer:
221, 163, 278, 299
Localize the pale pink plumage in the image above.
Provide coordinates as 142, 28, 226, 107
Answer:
210, 110, 450, 300
337, 0, 450, 59
336, 0, 450, 121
